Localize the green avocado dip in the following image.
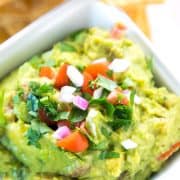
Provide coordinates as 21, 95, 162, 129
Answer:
0, 25, 180, 180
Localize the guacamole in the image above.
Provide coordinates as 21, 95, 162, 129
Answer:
0, 26, 179, 180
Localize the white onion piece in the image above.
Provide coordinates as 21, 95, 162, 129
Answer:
59, 86, 76, 103
53, 126, 71, 140
73, 96, 89, 111
67, 65, 84, 87
93, 87, 103, 99
121, 139, 137, 150
109, 58, 130, 73
92, 57, 107, 64
134, 95, 141, 104
122, 90, 141, 105
86, 109, 99, 137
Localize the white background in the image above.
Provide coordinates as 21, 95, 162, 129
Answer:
147, 0, 180, 83
148, 2, 180, 179
147, 0, 180, 180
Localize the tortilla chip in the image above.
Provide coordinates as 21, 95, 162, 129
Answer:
0, 0, 163, 42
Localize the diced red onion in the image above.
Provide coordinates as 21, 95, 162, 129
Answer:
53, 126, 71, 140
73, 96, 89, 111
67, 65, 84, 87
109, 58, 130, 73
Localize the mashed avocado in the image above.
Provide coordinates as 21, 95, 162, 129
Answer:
0, 27, 179, 180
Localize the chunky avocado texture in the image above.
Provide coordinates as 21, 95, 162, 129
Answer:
0, 28, 179, 180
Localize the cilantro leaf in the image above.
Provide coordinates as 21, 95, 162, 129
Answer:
54, 111, 70, 121
108, 119, 131, 130
130, 90, 136, 106
108, 105, 132, 130
11, 168, 27, 180
39, 97, 58, 119
96, 75, 117, 91
25, 121, 51, 148
13, 95, 20, 104
121, 78, 135, 89
26, 127, 41, 148
59, 42, 76, 52
90, 98, 115, 118
69, 107, 87, 123
106, 70, 113, 78
101, 126, 112, 138
89, 141, 109, 151
99, 151, 120, 160
29, 82, 54, 97
114, 105, 132, 120
27, 93, 39, 117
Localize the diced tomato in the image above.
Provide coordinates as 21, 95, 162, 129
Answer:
79, 121, 89, 134
54, 63, 69, 88
39, 66, 54, 79
57, 131, 89, 153
107, 88, 122, 105
157, 142, 180, 161
58, 120, 71, 128
84, 62, 109, 79
111, 23, 126, 39
38, 109, 56, 127
120, 97, 129, 105
82, 72, 94, 95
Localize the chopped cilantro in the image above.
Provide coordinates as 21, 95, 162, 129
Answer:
54, 111, 70, 121
39, 97, 58, 119
44, 59, 56, 67
106, 70, 113, 78
69, 107, 87, 123
59, 42, 76, 52
16, 87, 25, 97
108, 119, 131, 130
101, 126, 112, 138
26, 127, 41, 148
114, 105, 132, 120
130, 90, 136, 106
83, 92, 92, 101
27, 93, 39, 117
89, 141, 109, 151
88, 80, 96, 90
96, 75, 117, 91
29, 56, 43, 69
108, 105, 132, 130
121, 78, 135, 89
11, 168, 27, 180
90, 98, 115, 118
99, 151, 120, 160
29, 82, 54, 97
25, 121, 51, 148
13, 95, 20, 104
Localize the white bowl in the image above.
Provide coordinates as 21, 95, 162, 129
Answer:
0, 0, 179, 179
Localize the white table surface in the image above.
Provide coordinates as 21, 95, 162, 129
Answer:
147, 0, 180, 84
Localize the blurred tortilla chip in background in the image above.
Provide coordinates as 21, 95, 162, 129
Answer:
0, 0, 163, 43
